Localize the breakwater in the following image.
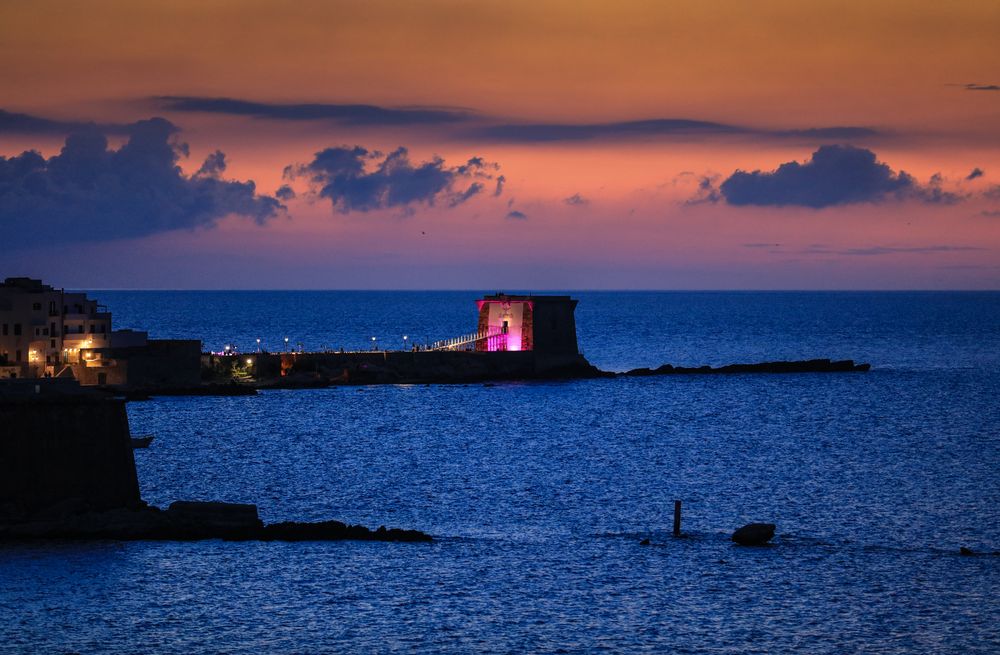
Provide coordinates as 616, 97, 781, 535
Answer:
204, 349, 606, 387
196, 352, 870, 392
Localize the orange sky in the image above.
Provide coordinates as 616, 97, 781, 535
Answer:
1, 0, 998, 288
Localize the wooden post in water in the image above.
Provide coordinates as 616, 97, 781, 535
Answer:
673, 500, 682, 536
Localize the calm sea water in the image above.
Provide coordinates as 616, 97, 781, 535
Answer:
2, 292, 999, 654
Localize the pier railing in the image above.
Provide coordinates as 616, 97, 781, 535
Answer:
428, 327, 505, 351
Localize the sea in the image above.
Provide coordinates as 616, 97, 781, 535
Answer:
2, 291, 999, 654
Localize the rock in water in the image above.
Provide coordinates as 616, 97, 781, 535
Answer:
732, 523, 776, 546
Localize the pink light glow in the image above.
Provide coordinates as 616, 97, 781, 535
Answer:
480, 299, 532, 352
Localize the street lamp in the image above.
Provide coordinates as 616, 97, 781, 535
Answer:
371, 336, 377, 351
284, 337, 289, 352
256, 338, 261, 353
402, 335, 408, 351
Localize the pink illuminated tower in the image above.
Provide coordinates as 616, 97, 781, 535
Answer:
475, 294, 579, 355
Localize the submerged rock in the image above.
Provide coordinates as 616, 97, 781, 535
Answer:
732, 523, 776, 546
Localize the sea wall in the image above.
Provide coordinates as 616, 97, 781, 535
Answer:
0, 383, 140, 522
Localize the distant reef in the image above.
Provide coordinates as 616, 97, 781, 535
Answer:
621, 359, 870, 376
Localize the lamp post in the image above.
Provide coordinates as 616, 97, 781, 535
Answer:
402, 335, 408, 351
256, 338, 261, 353
284, 337, 289, 352
371, 336, 377, 352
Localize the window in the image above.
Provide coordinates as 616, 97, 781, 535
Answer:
78, 325, 84, 334
32, 302, 41, 311
50, 322, 56, 336
13, 324, 21, 336
1, 324, 6, 336
89, 324, 95, 334
15, 350, 21, 362
42, 328, 48, 336
50, 339, 56, 348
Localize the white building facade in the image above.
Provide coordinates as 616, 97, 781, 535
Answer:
0, 278, 113, 378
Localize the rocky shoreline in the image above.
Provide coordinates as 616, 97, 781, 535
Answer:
0, 500, 432, 543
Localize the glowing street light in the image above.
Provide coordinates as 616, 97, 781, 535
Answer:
371, 336, 377, 351
284, 337, 289, 352
403, 335, 408, 351
256, 338, 261, 353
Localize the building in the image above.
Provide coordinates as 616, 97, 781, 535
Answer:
0, 277, 113, 378
474, 293, 579, 355
0, 277, 200, 388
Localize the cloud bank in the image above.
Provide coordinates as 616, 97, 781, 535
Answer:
151, 95, 881, 145
0, 118, 281, 249
292, 146, 499, 213
469, 119, 878, 143
0, 109, 129, 135
158, 97, 472, 125
717, 145, 954, 208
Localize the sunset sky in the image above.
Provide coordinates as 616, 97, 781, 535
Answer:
1, 0, 998, 289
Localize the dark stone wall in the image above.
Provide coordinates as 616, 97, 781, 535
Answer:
0, 394, 140, 521
531, 298, 579, 356
73, 339, 202, 388
125, 339, 202, 387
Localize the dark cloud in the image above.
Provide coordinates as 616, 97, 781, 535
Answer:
840, 245, 983, 256
449, 182, 484, 207
685, 175, 723, 205
773, 127, 881, 139
0, 118, 282, 249
564, 193, 589, 206
468, 119, 879, 143
157, 96, 472, 125
155, 95, 884, 144
506, 210, 527, 220
718, 145, 956, 208
0, 108, 130, 135
195, 150, 227, 177
967, 168, 984, 180
494, 175, 506, 196
472, 118, 742, 142
965, 83, 1000, 91
759, 243, 982, 256
292, 146, 497, 213
275, 184, 296, 201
